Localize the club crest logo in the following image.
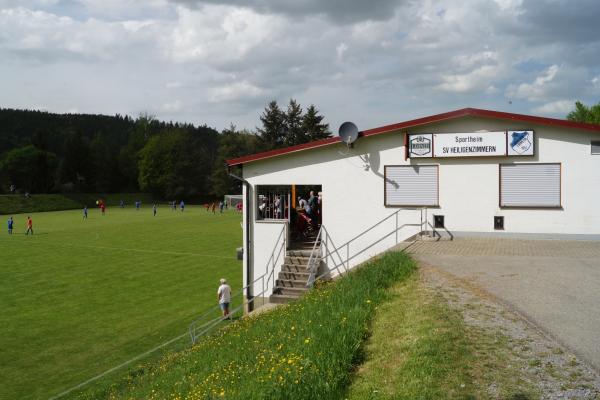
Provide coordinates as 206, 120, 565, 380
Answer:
410, 135, 432, 156
510, 131, 532, 154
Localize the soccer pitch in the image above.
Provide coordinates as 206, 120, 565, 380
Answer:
0, 205, 242, 399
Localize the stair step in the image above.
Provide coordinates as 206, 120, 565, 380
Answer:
290, 241, 321, 248
281, 264, 312, 273
272, 286, 310, 296
276, 279, 309, 288
278, 271, 311, 280
269, 294, 299, 304
285, 256, 311, 265
287, 249, 320, 258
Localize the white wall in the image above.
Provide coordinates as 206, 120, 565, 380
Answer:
242, 116, 600, 291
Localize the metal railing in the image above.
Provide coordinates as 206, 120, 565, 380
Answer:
307, 208, 427, 286
188, 223, 287, 344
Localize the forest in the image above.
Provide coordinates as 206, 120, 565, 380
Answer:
0, 99, 330, 200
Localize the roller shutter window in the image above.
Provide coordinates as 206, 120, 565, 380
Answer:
500, 163, 561, 208
385, 165, 439, 206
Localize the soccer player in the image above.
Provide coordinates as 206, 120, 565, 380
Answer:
100, 202, 106, 216
83, 206, 88, 220
219, 201, 224, 213
25, 216, 33, 235
7, 216, 14, 234
153, 203, 157, 216
180, 200, 185, 212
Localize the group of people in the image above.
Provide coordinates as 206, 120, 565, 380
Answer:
170, 200, 185, 212
205, 201, 226, 214
258, 195, 285, 219
295, 190, 322, 237
6, 216, 33, 235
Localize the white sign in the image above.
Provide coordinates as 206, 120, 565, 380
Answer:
408, 134, 432, 158
433, 131, 506, 157
507, 131, 534, 156
407, 131, 535, 158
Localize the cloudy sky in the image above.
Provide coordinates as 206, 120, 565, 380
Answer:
1, 0, 599, 132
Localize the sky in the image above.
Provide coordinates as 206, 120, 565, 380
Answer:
1, 0, 600, 132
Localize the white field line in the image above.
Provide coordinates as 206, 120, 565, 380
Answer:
30, 241, 237, 259
47, 331, 189, 400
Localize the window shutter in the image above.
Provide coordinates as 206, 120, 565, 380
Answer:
385, 165, 438, 206
500, 163, 561, 207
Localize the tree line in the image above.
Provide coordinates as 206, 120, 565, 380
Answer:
0, 99, 330, 200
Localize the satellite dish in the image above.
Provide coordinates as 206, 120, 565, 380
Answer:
338, 121, 359, 145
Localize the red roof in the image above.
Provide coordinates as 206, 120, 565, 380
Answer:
226, 107, 600, 166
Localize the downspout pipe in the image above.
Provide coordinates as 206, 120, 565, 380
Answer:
227, 165, 254, 312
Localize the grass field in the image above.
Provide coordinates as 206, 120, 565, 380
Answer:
0, 205, 242, 399
0, 193, 156, 214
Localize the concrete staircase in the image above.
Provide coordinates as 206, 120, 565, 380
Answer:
270, 235, 321, 304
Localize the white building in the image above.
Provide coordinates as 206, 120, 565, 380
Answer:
226, 108, 600, 308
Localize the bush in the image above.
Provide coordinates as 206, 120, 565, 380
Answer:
73, 251, 417, 400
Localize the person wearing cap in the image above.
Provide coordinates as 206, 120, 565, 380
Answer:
217, 278, 232, 319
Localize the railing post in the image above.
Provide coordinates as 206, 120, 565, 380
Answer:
346, 243, 350, 271
395, 211, 398, 244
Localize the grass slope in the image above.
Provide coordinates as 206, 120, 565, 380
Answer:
345, 272, 539, 399
0, 193, 156, 215
345, 273, 475, 399
69, 252, 417, 399
0, 206, 242, 399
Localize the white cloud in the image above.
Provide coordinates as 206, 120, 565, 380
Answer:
336, 43, 348, 62
592, 76, 600, 91
506, 64, 559, 101
208, 80, 266, 103
164, 5, 280, 65
165, 81, 182, 89
160, 100, 183, 112
531, 100, 575, 116
0, 7, 159, 61
493, 0, 523, 12
437, 65, 500, 93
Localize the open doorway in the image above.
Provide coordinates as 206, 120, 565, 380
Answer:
255, 184, 322, 247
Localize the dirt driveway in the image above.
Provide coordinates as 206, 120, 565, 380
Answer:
400, 237, 600, 372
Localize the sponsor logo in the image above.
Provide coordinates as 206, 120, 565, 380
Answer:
510, 131, 532, 154
410, 135, 431, 156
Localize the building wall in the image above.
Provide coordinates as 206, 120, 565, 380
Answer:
243, 116, 600, 292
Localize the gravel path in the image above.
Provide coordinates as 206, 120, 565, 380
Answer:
420, 262, 600, 399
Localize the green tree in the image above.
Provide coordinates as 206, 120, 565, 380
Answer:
302, 104, 331, 141
566, 101, 600, 124
284, 99, 306, 146
0, 145, 57, 192
210, 125, 261, 197
58, 131, 93, 190
138, 129, 214, 199
257, 101, 286, 150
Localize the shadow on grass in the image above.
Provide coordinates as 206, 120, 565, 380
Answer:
509, 394, 532, 400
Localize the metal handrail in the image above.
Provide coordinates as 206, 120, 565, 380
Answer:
305, 226, 323, 287
308, 208, 426, 286
188, 223, 287, 344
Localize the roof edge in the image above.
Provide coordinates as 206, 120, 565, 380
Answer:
227, 107, 600, 166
